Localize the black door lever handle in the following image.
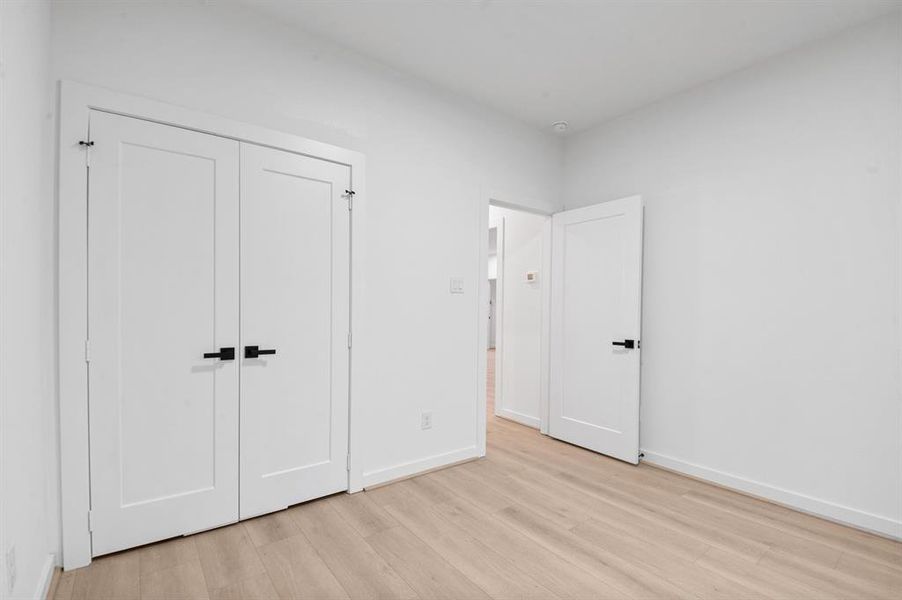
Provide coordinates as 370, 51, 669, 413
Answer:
612, 339, 636, 349
203, 347, 235, 360
245, 345, 277, 359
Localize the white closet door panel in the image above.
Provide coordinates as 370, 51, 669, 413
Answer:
88, 111, 240, 555
549, 196, 643, 464
239, 143, 350, 518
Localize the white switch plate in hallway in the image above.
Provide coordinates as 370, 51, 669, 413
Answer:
421, 411, 433, 430
450, 277, 464, 294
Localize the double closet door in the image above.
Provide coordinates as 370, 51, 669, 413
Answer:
87, 111, 350, 556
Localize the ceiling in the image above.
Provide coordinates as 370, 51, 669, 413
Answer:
243, 0, 899, 133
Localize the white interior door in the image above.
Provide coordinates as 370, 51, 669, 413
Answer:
549, 196, 643, 463
239, 143, 351, 518
88, 111, 240, 555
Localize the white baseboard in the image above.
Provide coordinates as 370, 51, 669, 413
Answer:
33, 554, 56, 600
496, 408, 540, 429
641, 449, 902, 540
360, 446, 480, 489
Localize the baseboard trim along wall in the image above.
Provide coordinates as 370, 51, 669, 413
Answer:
642, 450, 902, 540
34, 554, 56, 600
497, 409, 540, 429
360, 446, 481, 489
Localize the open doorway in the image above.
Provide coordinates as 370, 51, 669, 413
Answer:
485, 205, 550, 433
479, 196, 643, 464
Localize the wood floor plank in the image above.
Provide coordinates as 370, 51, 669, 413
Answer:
383, 497, 560, 600
366, 473, 456, 509
433, 497, 628, 599
138, 536, 199, 577
289, 500, 418, 599
573, 471, 838, 572
570, 518, 764, 600
69, 552, 140, 600
834, 551, 902, 594
140, 561, 209, 600
695, 547, 829, 600
505, 466, 712, 563
465, 460, 592, 530
243, 509, 301, 548
194, 522, 267, 591
425, 465, 514, 513
52, 569, 77, 600
668, 495, 842, 569
46, 568, 63, 600
367, 526, 490, 599
543, 463, 770, 562
493, 503, 690, 599
477, 446, 529, 473
759, 547, 895, 599
683, 487, 902, 570
257, 534, 350, 600
364, 479, 418, 508
330, 490, 400, 538
208, 574, 280, 600
610, 475, 844, 570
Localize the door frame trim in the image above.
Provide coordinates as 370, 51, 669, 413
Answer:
58, 81, 366, 569
477, 196, 553, 448
493, 216, 506, 420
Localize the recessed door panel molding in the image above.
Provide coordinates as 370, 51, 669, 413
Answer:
238, 143, 351, 519
87, 111, 241, 555
549, 196, 643, 464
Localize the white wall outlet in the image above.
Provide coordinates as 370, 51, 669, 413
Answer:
6, 544, 16, 593
449, 277, 464, 294
421, 411, 433, 430
525, 271, 538, 283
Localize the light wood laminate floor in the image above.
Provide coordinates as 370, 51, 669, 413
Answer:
54, 349, 901, 599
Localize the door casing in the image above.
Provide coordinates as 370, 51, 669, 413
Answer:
477, 197, 553, 447
58, 81, 366, 570
477, 196, 644, 455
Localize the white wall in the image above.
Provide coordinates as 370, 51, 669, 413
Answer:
0, 1, 60, 597
490, 207, 547, 429
51, 1, 562, 492
563, 16, 902, 537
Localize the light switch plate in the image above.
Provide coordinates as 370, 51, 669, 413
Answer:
421, 411, 433, 430
449, 277, 464, 294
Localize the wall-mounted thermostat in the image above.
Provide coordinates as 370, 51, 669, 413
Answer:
525, 271, 538, 283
